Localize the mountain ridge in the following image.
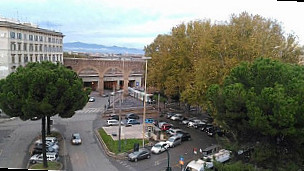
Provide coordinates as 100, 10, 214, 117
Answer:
63, 42, 144, 54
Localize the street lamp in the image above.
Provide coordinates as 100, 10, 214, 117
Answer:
142, 56, 152, 147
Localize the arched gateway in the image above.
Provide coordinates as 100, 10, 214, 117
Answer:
63, 57, 145, 95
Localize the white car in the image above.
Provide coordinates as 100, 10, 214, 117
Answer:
89, 97, 95, 102
170, 114, 183, 121
188, 119, 203, 127
107, 119, 123, 126
151, 142, 169, 154
29, 152, 59, 164
167, 129, 184, 136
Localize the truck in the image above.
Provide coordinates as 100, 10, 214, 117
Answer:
184, 149, 231, 171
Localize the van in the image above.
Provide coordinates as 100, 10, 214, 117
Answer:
166, 135, 182, 147
202, 144, 221, 157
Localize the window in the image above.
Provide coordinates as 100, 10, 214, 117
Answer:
18, 54, 22, 63
24, 43, 27, 51
52, 55, 55, 61
10, 43, 16, 51
35, 55, 38, 62
34, 44, 38, 52
29, 35, 33, 41
48, 37, 51, 43
17, 43, 21, 51
39, 45, 42, 52
29, 44, 33, 52
10, 32, 15, 39
44, 54, 48, 61
30, 55, 33, 62
17, 33, 22, 39
44, 45, 47, 52
39, 36, 43, 42
24, 55, 28, 63
34, 35, 38, 41
40, 55, 43, 62
11, 54, 15, 63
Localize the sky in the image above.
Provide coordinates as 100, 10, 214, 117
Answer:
1, 0, 303, 49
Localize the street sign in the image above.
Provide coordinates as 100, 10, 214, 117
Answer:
179, 156, 184, 165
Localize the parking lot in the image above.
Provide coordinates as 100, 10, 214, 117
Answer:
102, 95, 219, 171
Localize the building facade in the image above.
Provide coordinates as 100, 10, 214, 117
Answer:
0, 17, 64, 79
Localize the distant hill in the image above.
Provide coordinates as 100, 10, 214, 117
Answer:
63, 42, 144, 54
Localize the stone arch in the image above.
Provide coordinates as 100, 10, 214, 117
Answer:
77, 65, 102, 92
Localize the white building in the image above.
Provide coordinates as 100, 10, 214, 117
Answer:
0, 17, 64, 79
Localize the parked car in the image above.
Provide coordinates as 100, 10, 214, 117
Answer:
109, 114, 119, 120
36, 137, 58, 145
35, 141, 59, 150
170, 114, 183, 121
88, 97, 95, 102
107, 119, 123, 126
30, 152, 59, 164
128, 148, 151, 162
32, 146, 58, 155
166, 135, 182, 147
188, 119, 204, 128
145, 118, 154, 123
151, 141, 169, 154
177, 132, 191, 141
161, 124, 172, 131
201, 123, 214, 132
182, 117, 196, 125
167, 128, 184, 136
127, 119, 140, 125
206, 126, 225, 137
71, 133, 82, 145
158, 121, 168, 129
30, 116, 41, 121
101, 94, 109, 97
166, 112, 175, 119
125, 113, 139, 120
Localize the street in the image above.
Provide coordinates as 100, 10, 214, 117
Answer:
0, 91, 217, 171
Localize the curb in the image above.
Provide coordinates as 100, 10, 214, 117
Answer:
94, 128, 128, 160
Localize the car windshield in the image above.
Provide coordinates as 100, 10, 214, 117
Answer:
154, 144, 162, 148
74, 134, 80, 139
168, 137, 175, 142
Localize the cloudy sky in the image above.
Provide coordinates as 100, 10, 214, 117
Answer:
1, 0, 303, 49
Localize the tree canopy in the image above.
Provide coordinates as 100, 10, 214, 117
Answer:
144, 12, 302, 107
0, 61, 88, 119
207, 58, 304, 170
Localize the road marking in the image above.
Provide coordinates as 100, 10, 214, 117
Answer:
0, 149, 2, 156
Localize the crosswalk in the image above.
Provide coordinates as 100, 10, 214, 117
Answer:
75, 108, 105, 114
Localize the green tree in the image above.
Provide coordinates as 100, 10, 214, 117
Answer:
207, 58, 304, 170
0, 62, 88, 168
145, 12, 302, 109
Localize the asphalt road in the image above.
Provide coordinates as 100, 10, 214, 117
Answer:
109, 117, 217, 171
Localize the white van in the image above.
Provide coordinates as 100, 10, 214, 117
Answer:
184, 159, 213, 171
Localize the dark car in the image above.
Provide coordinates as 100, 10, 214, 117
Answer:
32, 146, 58, 155
177, 132, 191, 141
128, 148, 151, 162
125, 113, 139, 120
201, 123, 214, 131
205, 126, 224, 137
109, 114, 119, 120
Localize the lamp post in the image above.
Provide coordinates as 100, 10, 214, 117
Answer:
119, 57, 125, 152
142, 56, 151, 147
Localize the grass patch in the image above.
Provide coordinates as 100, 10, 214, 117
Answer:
98, 128, 148, 154
30, 161, 61, 170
